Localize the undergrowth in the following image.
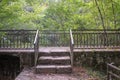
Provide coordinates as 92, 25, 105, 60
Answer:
85, 67, 106, 80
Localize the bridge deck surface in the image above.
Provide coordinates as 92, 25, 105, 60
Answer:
0, 47, 120, 53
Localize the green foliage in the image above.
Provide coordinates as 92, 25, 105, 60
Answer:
86, 67, 106, 80
0, 0, 120, 30
41, 0, 90, 30
0, 0, 46, 30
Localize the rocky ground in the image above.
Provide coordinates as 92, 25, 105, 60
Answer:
15, 67, 100, 80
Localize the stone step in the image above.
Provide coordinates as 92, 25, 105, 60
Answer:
36, 65, 72, 74
38, 56, 71, 65
39, 52, 69, 56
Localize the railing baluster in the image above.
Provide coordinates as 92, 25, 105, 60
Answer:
77, 32, 78, 48
97, 33, 99, 48
79, 32, 81, 48
72, 29, 120, 49
94, 32, 96, 48
88, 33, 89, 47
16, 36, 19, 48
0, 29, 120, 49
86, 33, 88, 48
27, 34, 28, 48
83, 33, 85, 47
115, 33, 117, 47
90, 33, 92, 48
14, 34, 15, 49
0, 30, 36, 49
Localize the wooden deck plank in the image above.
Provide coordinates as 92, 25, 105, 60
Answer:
0, 47, 120, 53
0, 47, 70, 53
74, 48, 120, 52
0, 49, 34, 53
39, 47, 70, 53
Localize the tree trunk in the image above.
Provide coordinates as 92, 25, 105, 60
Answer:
111, 0, 117, 29
94, 0, 105, 30
94, 0, 108, 46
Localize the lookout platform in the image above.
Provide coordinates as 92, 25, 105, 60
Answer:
0, 29, 120, 80
0, 47, 120, 53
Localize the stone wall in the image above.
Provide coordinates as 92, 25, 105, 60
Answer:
19, 52, 34, 67
74, 51, 120, 71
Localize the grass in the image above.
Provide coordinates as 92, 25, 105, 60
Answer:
85, 67, 106, 80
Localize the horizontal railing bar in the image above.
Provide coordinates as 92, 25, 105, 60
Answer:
39, 29, 69, 31
108, 64, 120, 71
73, 46, 120, 49
40, 32, 69, 33
108, 72, 120, 79
107, 63, 120, 80
1, 29, 120, 31
72, 29, 120, 31
5, 33, 35, 35
39, 33, 70, 34
40, 30, 69, 31
72, 32, 120, 34
0, 30, 36, 31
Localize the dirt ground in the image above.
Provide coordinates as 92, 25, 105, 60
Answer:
15, 67, 99, 80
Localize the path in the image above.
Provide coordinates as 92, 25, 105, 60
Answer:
15, 67, 95, 80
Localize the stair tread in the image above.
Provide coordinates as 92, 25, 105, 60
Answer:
39, 52, 69, 56
36, 65, 71, 68
39, 56, 70, 60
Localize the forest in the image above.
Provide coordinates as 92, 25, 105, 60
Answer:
0, 0, 120, 30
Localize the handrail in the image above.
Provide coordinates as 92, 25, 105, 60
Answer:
107, 63, 120, 80
107, 63, 120, 71
34, 30, 39, 45
70, 29, 74, 46
34, 30, 39, 67
69, 29, 74, 66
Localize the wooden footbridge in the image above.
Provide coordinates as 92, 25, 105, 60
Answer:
0, 29, 120, 79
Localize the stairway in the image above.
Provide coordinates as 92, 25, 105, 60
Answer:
35, 51, 72, 74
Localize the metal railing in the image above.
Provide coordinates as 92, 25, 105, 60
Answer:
70, 29, 74, 66
39, 30, 70, 47
0, 30, 36, 49
107, 63, 120, 80
0, 29, 120, 49
72, 29, 120, 49
34, 30, 39, 67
